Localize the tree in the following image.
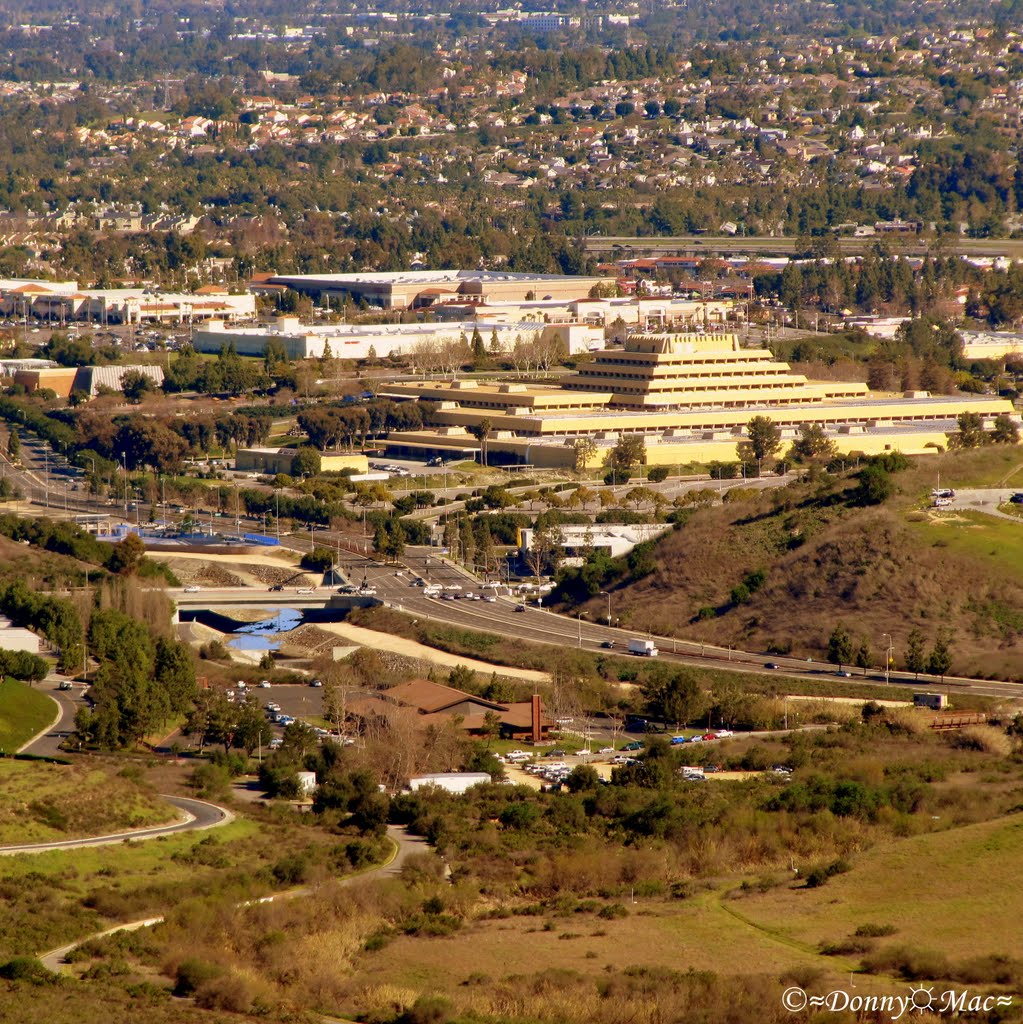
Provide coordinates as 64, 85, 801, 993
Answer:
789, 423, 838, 463
605, 434, 646, 481
469, 418, 492, 467
121, 370, 154, 404
904, 628, 927, 678
854, 637, 872, 676
572, 436, 598, 472
949, 411, 987, 449
739, 416, 781, 468
291, 446, 321, 478
107, 532, 146, 575
853, 464, 894, 505
524, 522, 562, 582
827, 624, 853, 671
927, 630, 952, 681
645, 668, 706, 728
6, 428, 19, 463
991, 413, 1020, 445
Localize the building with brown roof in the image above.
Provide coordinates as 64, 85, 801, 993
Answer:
351, 679, 551, 741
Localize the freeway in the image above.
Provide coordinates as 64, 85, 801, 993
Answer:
349, 553, 1023, 703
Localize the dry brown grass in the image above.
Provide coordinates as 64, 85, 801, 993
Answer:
592, 486, 1023, 677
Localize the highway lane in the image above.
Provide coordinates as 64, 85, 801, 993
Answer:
374, 584, 1023, 702
0, 795, 232, 856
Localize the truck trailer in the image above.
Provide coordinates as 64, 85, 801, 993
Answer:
628, 638, 659, 657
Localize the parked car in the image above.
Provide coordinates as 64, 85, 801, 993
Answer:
622, 741, 643, 751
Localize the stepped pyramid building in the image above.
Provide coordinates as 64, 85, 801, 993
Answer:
383, 333, 1018, 468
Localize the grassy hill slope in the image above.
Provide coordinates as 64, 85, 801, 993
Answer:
0, 760, 175, 844
581, 451, 1023, 680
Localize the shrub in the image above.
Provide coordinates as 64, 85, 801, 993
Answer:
647, 466, 669, 483
860, 946, 951, 981
173, 957, 224, 996
597, 902, 629, 920
0, 957, 53, 984
855, 923, 898, 938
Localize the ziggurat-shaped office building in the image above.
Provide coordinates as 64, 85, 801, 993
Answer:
383, 333, 1018, 468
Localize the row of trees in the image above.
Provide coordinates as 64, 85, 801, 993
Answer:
827, 624, 953, 680
74, 608, 196, 749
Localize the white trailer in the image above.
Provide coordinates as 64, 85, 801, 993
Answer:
628, 638, 659, 657
407, 773, 492, 794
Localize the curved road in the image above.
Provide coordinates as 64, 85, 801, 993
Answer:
18, 680, 80, 759
0, 795, 231, 856
39, 823, 426, 973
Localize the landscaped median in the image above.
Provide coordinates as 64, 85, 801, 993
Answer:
0, 677, 57, 753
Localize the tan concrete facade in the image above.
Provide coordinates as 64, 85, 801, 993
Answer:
384, 332, 1019, 468
236, 448, 369, 475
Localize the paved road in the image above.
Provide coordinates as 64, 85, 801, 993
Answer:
0, 795, 231, 856
19, 680, 82, 758
39, 823, 425, 974
355, 564, 1023, 702
944, 488, 1023, 524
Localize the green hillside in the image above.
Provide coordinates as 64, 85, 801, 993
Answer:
0, 679, 55, 752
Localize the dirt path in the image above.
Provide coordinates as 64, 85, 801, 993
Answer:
314, 621, 550, 682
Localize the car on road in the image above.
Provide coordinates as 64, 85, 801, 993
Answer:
310, 679, 323, 687
836, 670, 852, 678
622, 741, 643, 751
444, 584, 462, 591
296, 587, 315, 594
268, 737, 283, 750
258, 680, 272, 689
183, 585, 201, 593
600, 639, 615, 649
597, 746, 615, 755
764, 662, 779, 670
481, 594, 496, 602
337, 585, 358, 594
265, 702, 280, 712
268, 584, 284, 592
713, 730, 733, 738
58, 680, 73, 691
514, 603, 527, 612
1011, 493, 1023, 504
544, 748, 566, 758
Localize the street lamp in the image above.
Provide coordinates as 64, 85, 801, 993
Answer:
120, 452, 128, 516
577, 611, 583, 648
882, 633, 893, 685
599, 590, 612, 627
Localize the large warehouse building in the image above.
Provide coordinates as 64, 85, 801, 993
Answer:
267, 269, 616, 310
381, 332, 1019, 467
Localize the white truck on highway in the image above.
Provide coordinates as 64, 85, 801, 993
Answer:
628, 638, 659, 657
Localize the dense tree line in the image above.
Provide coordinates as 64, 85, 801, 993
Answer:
74, 608, 196, 749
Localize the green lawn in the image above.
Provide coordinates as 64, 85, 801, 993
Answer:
907, 509, 1023, 576
0, 678, 56, 753
737, 813, 1023, 964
